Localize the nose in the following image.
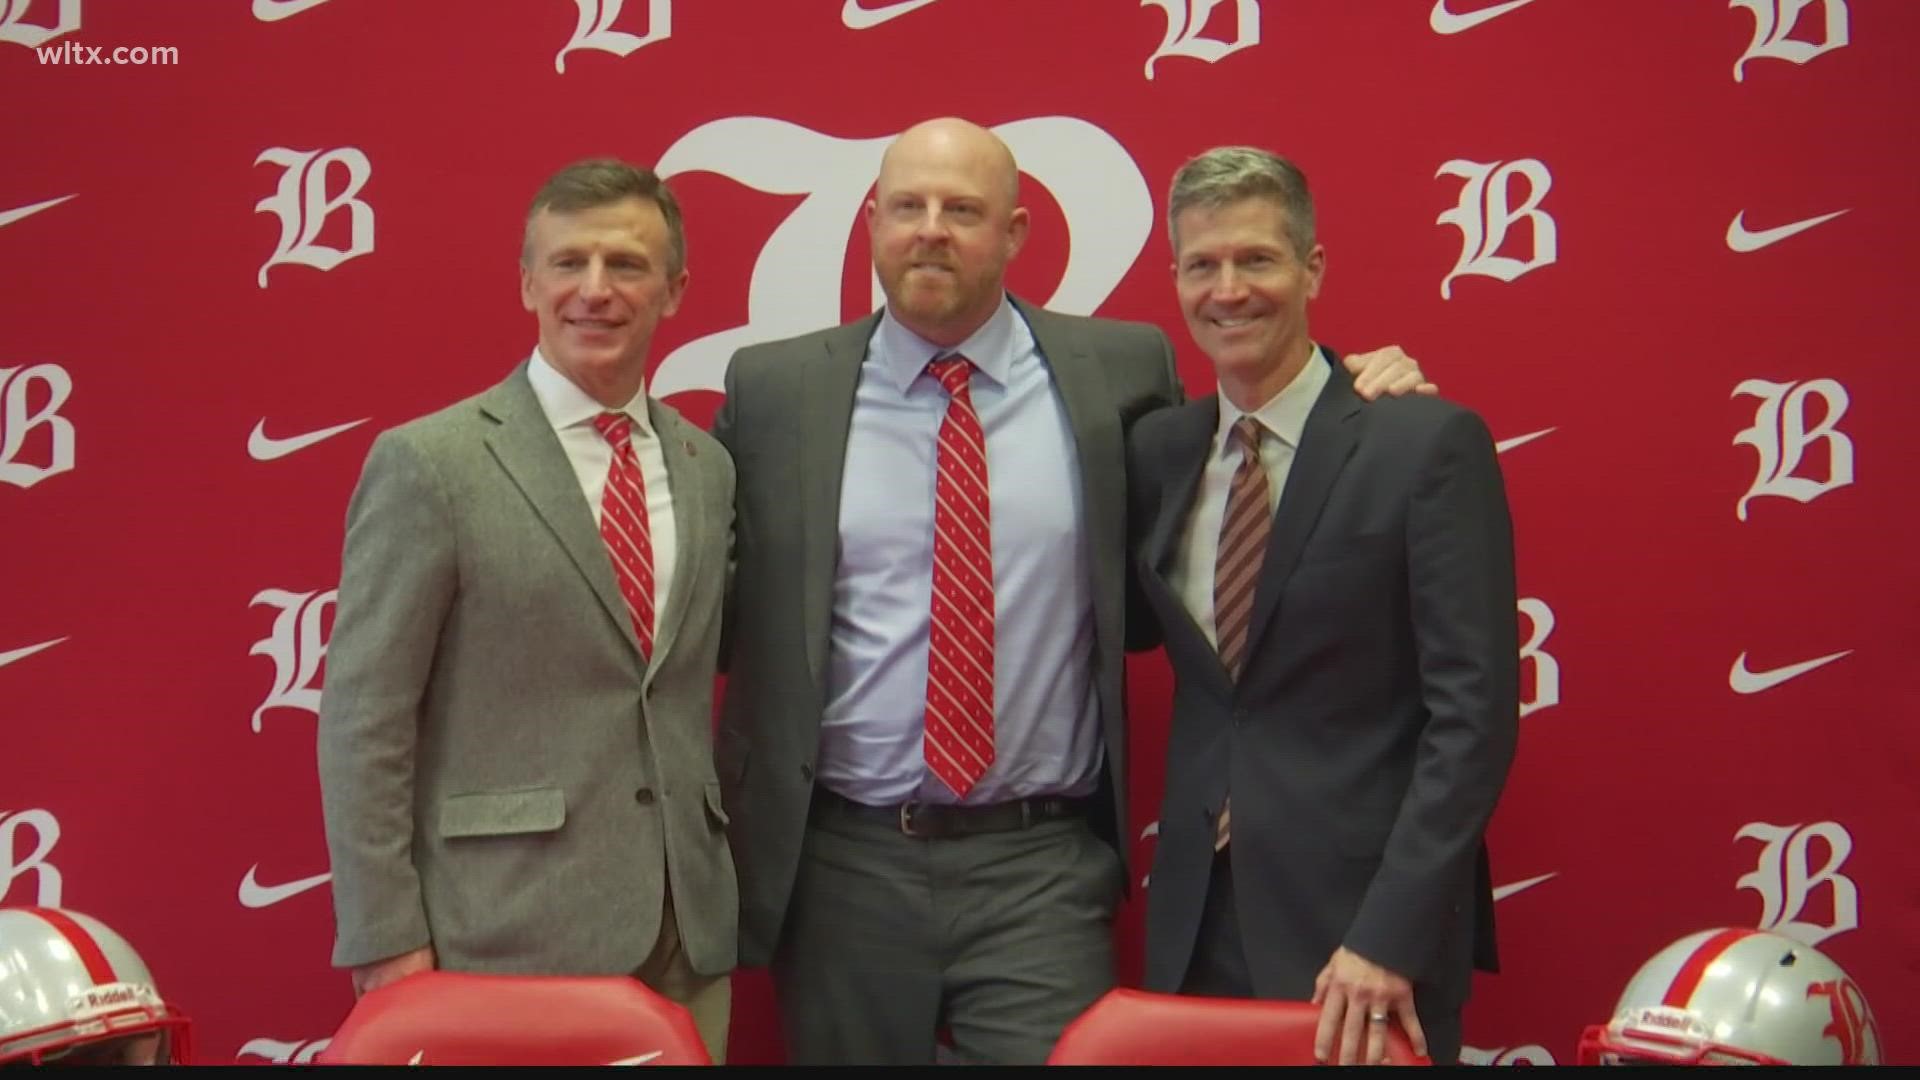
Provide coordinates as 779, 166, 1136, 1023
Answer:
578, 259, 612, 300
1210, 264, 1249, 302
913, 202, 951, 243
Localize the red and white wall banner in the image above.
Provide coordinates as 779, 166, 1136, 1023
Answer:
5, 0, 1915, 1065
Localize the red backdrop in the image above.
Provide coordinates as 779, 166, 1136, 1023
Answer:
4, 0, 1914, 1066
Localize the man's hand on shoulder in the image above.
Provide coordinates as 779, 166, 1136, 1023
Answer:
351, 945, 436, 997
1342, 346, 1439, 400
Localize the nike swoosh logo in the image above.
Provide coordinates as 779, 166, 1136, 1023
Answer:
0, 195, 76, 231
1729, 649, 1851, 694
1492, 872, 1557, 901
1495, 427, 1556, 453
0, 637, 67, 671
1726, 209, 1848, 253
609, 1051, 665, 1065
1430, 0, 1542, 34
238, 865, 332, 908
842, 0, 941, 30
248, 417, 368, 461
252, 0, 332, 21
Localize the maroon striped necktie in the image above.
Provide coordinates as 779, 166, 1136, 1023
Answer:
1212, 416, 1269, 847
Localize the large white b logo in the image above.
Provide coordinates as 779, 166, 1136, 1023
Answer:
0, 364, 75, 489
1732, 377, 1852, 521
0, 0, 79, 49
254, 147, 375, 288
1141, 0, 1261, 80
249, 587, 335, 731
1735, 820, 1858, 945
1731, 0, 1848, 82
1436, 158, 1557, 300
555, 0, 669, 73
1517, 597, 1559, 719
653, 116, 1151, 398
0, 809, 62, 906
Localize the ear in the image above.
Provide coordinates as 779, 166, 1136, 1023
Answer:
1304, 243, 1326, 300
662, 268, 690, 318
1004, 206, 1031, 261
519, 262, 536, 312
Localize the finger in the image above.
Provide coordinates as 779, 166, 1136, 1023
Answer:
1397, 997, 1429, 1059
1312, 964, 1331, 1004
1340, 998, 1367, 1065
1313, 991, 1343, 1062
1366, 1007, 1389, 1065
1418, 380, 1440, 395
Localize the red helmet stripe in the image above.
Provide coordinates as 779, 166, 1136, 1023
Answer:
23, 907, 117, 985
1663, 927, 1758, 1008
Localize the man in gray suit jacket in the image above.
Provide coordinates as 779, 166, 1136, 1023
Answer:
1128, 147, 1519, 1066
316, 159, 738, 1062
710, 118, 1430, 1066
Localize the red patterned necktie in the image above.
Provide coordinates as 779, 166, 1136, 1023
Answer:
1212, 416, 1270, 848
924, 355, 996, 798
593, 411, 655, 660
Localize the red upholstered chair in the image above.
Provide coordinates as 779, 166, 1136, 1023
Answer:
313, 971, 709, 1066
1047, 987, 1431, 1066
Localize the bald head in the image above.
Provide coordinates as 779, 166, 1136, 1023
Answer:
865, 116, 1031, 347
878, 117, 1021, 207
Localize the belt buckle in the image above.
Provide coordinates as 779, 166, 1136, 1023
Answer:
899, 801, 923, 837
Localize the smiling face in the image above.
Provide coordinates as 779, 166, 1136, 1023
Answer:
865, 119, 1029, 348
519, 195, 687, 407
1172, 195, 1324, 392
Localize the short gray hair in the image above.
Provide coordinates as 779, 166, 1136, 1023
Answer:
1166, 146, 1315, 258
521, 158, 687, 278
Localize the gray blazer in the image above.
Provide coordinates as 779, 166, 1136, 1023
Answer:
711, 295, 1184, 968
317, 361, 738, 978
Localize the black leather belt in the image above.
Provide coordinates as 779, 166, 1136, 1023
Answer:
812, 788, 1091, 839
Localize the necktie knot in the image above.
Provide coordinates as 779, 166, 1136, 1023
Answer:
593, 411, 633, 450
1231, 416, 1264, 458
927, 355, 975, 396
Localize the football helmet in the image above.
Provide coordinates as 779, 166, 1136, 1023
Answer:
0, 906, 192, 1065
1578, 927, 1881, 1066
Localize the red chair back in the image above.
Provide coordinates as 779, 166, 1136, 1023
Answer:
314, 971, 709, 1065
1047, 987, 1431, 1066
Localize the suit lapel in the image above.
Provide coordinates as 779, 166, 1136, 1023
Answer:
1242, 368, 1362, 663
645, 401, 704, 676
1139, 396, 1240, 697
1142, 397, 1217, 578
480, 366, 639, 658
1015, 298, 1124, 617
799, 314, 878, 691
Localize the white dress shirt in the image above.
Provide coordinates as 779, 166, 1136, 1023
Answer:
526, 348, 677, 631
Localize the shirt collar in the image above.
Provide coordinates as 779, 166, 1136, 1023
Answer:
526, 346, 654, 436
1215, 343, 1329, 458
871, 293, 1017, 394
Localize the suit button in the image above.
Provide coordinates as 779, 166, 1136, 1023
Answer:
634, 787, 656, 805
800, 764, 814, 782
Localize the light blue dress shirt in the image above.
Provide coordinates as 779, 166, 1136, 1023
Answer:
817, 295, 1102, 806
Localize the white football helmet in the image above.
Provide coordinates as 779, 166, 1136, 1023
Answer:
1578, 927, 1882, 1066
0, 906, 192, 1065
